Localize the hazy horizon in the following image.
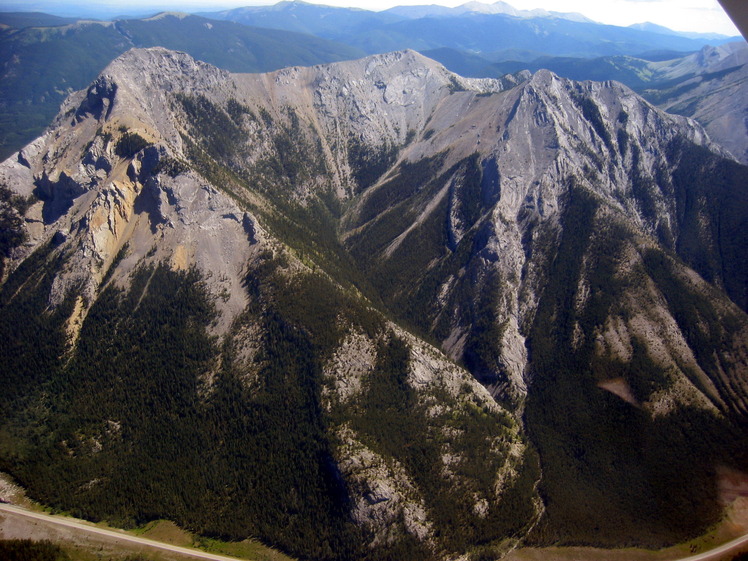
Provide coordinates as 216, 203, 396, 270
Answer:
0, 0, 742, 36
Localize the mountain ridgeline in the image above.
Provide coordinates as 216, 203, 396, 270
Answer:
0, 12, 363, 162
1, 47, 747, 560
202, 1, 734, 57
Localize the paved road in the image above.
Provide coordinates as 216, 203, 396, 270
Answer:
0, 503, 245, 561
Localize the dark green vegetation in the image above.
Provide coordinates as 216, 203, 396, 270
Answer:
0, 183, 34, 278
347, 138, 400, 192
524, 185, 748, 547
0, 539, 71, 561
0, 241, 73, 409
175, 94, 247, 164
666, 139, 748, 312
345, 153, 510, 389
345, 335, 537, 556
0, 238, 531, 560
115, 131, 151, 159
0, 259, 358, 560
0, 13, 362, 161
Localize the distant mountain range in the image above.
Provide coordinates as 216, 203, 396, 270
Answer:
384, 0, 593, 22
627, 21, 733, 42
201, 0, 739, 58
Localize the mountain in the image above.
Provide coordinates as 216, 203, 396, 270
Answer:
1, 47, 748, 559
198, 0, 403, 36
381, 4, 457, 19
424, 41, 748, 164
629, 22, 734, 42
3, 3, 740, 164
421, 46, 503, 77
640, 42, 748, 163
204, 1, 733, 57
369, 14, 729, 57
385, 1, 593, 23
200, 0, 591, 32
0, 2, 151, 20
0, 11, 80, 27
434, 41, 748, 87
0, 12, 363, 162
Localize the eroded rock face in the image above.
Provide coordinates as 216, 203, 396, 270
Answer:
0, 50, 266, 329
335, 425, 434, 547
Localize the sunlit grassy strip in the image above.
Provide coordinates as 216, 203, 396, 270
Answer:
132, 520, 295, 561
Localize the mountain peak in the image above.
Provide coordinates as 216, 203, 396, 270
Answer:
142, 11, 190, 21
102, 46, 229, 84
458, 1, 520, 16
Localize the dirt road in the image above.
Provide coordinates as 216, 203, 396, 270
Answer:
0, 503, 245, 561
2, 502, 748, 561
676, 533, 748, 561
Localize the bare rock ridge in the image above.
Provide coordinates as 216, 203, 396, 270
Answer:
1, 46, 747, 560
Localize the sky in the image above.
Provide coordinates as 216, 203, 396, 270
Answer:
1, 0, 741, 36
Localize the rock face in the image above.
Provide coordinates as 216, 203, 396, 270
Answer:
644, 42, 748, 164
0, 47, 747, 559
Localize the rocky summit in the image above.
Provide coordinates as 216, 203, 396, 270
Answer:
1, 47, 747, 560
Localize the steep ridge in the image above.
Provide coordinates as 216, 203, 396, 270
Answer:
0, 47, 747, 559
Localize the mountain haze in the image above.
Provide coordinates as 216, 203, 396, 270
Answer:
205, 1, 737, 57
1, 47, 747, 559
